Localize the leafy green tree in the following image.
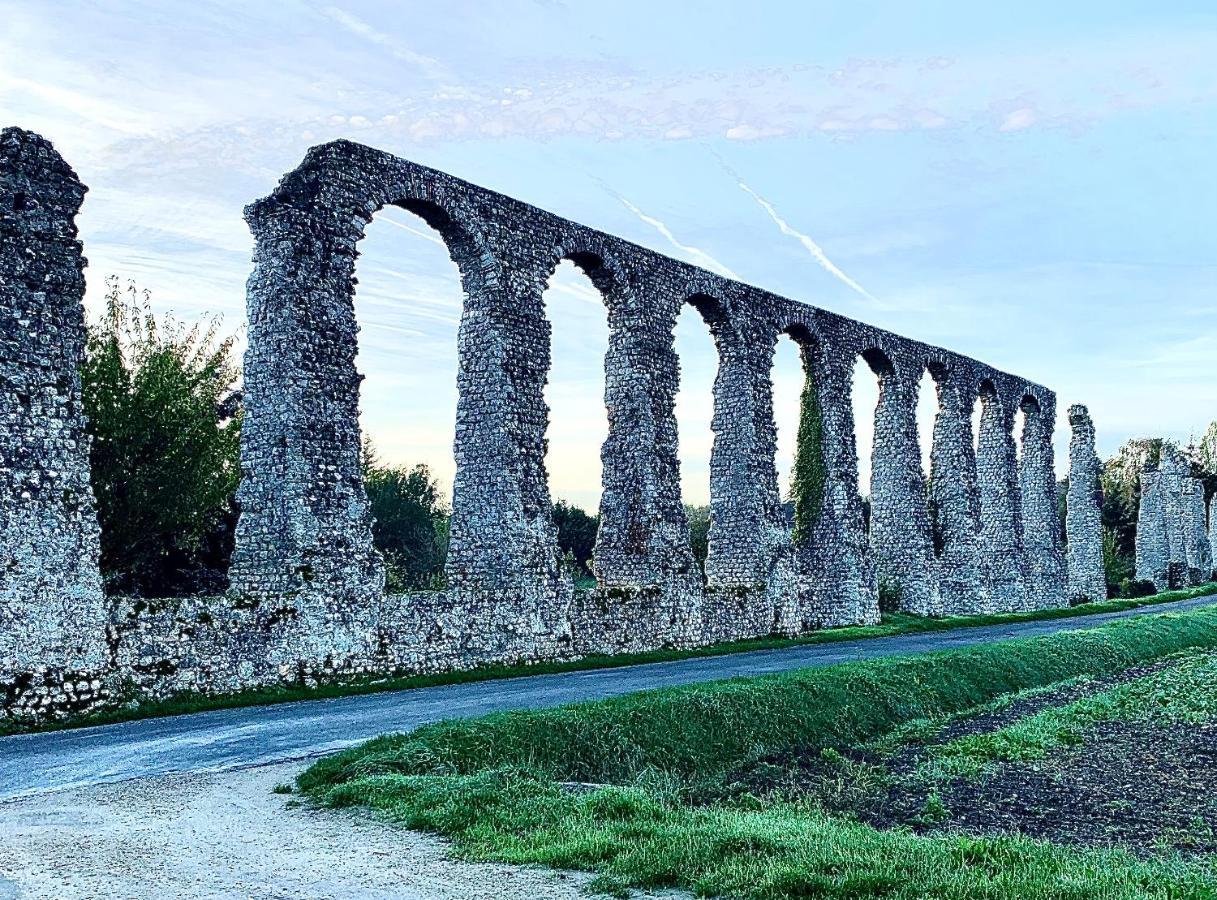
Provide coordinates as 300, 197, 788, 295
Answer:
551, 500, 598, 580
81, 277, 240, 596
362, 442, 450, 592
685, 504, 710, 573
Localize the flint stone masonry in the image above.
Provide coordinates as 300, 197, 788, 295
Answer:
1, 132, 1072, 723
0, 127, 107, 677
1065, 405, 1107, 603
1136, 446, 1213, 591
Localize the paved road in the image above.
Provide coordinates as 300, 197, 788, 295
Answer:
2, 594, 1214, 802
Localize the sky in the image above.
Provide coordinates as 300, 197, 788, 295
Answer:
4, 0, 1216, 509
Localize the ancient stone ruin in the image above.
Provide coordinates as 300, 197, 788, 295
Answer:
2, 130, 1083, 723
0, 128, 108, 686
1065, 405, 1106, 604
1136, 445, 1213, 591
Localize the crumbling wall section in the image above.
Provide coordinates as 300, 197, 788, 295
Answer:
1137, 447, 1211, 590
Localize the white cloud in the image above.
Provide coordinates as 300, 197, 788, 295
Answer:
999, 107, 1037, 131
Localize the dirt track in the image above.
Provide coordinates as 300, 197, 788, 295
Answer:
0, 763, 629, 900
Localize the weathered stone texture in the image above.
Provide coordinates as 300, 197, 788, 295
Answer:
1065, 405, 1106, 603
0, 127, 107, 675
1, 133, 1077, 723
1019, 394, 1066, 608
1136, 446, 1212, 590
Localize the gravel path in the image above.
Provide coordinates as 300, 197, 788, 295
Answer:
0, 762, 681, 900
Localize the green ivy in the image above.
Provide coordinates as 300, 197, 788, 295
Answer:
790, 351, 826, 546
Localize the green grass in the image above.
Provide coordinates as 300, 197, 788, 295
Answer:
298, 605, 1217, 791
927, 648, 1217, 777
298, 605, 1217, 898
5, 581, 1215, 738
314, 770, 1216, 899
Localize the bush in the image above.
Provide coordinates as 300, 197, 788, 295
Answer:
1119, 578, 1158, 599
363, 447, 449, 592
551, 500, 597, 578
81, 277, 240, 596
686, 504, 710, 573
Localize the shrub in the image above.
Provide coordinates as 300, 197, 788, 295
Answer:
363, 448, 449, 592
81, 277, 240, 596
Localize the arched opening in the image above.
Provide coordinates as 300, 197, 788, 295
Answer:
674, 294, 724, 573
772, 331, 804, 525
542, 257, 610, 588
851, 349, 888, 536
915, 368, 939, 555
783, 325, 826, 546
351, 202, 464, 592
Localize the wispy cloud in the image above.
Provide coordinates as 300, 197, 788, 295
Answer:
319, 6, 450, 82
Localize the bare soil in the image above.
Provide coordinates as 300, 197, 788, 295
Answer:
725, 656, 1217, 855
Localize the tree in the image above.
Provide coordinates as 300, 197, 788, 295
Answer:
362, 442, 450, 592
81, 277, 240, 596
685, 504, 710, 573
551, 500, 598, 580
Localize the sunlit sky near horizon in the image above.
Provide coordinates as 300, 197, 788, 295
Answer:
4, 1, 1216, 510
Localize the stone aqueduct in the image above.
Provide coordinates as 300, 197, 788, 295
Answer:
1, 127, 1109, 720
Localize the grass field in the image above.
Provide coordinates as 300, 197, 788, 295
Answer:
6, 582, 1214, 738
298, 602, 1217, 898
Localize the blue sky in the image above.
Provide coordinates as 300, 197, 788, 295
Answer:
4, 0, 1216, 508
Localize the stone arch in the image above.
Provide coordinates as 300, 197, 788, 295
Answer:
537, 246, 616, 585
230, 146, 546, 654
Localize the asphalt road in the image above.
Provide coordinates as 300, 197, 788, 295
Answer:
2, 594, 1214, 802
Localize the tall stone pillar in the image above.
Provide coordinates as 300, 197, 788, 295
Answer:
976, 385, 1028, 611
0, 127, 107, 674
704, 321, 775, 588
229, 199, 384, 656
593, 277, 699, 590
1065, 404, 1106, 603
586, 271, 702, 651
1018, 396, 1066, 608
797, 339, 877, 627
1209, 497, 1217, 582
868, 358, 938, 615
1182, 475, 1212, 585
928, 369, 983, 615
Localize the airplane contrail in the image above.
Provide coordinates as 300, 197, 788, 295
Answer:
594, 178, 739, 280
717, 157, 878, 303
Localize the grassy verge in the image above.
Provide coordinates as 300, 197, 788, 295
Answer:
927, 648, 1217, 778
5, 582, 1215, 738
317, 772, 1215, 899
299, 606, 1217, 898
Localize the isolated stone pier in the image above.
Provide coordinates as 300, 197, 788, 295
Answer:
1136, 446, 1213, 590
1065, 405, 1106, 603
0, 127, 107, 675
